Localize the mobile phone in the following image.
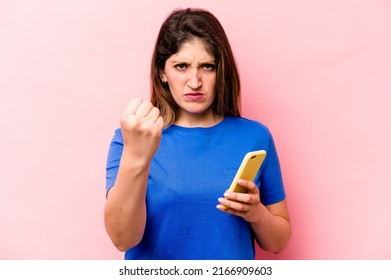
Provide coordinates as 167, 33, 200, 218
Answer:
221, 150, 266, 209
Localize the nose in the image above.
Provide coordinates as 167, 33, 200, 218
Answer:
187, 68, 202, 89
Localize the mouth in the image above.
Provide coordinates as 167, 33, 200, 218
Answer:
185, 92, 204, 101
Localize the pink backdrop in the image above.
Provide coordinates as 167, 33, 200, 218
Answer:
1, 0, 390, 259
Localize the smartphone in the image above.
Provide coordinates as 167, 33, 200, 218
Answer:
221, 150, 266, 209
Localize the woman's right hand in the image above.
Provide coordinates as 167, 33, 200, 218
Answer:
120, 98, 164, 162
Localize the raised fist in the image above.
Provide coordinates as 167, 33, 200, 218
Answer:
120, 98, 164, 162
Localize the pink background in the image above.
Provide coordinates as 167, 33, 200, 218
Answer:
1, 0, 390, 259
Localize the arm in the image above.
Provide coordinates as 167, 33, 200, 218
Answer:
217, 179, 291, 253
104, 98, 163, 252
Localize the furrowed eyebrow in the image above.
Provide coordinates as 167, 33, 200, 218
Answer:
169, 60, 215, 66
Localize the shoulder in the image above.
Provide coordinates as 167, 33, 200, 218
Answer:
225, 115, 271, 135
109, 128, 123, 144
114, 128, 122, 137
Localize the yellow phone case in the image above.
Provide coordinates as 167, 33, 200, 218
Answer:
228, 150, 266, 193
221, 150, 266, 210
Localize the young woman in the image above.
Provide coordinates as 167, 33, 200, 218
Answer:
104, 8, 291, 260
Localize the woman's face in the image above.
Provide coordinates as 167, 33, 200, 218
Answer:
160, 38, 217, 125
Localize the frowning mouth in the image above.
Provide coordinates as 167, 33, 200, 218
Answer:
185, 92, 204, 101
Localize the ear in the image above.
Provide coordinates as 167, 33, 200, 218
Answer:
159, 70, 167, 83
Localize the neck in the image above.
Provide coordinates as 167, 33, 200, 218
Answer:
174, 112, 224, 128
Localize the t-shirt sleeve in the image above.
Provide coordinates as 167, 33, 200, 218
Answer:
259, 131, 286, 205
105, 129, 124, 194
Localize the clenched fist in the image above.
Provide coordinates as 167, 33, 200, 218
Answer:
120, 98, 164, 162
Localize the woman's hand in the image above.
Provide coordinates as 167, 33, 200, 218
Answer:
120, 98, 164, 163
216, 179, 264, 223
216, 179, 292, 253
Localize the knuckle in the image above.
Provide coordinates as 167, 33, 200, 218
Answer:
238, 204, 246, 211
132, 97, 143, 105
121, 116, 145, 131
142, 101, 153, 110
152, 106, 162, 115
245, 195, 253, 204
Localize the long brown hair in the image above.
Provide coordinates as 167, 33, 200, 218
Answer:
150, 8, 241, 126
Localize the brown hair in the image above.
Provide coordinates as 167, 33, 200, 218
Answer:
150, 8, 241, 126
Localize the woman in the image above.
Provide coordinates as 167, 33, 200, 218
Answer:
105, 8, 291, 260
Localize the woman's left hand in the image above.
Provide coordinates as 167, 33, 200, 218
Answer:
216, 179, 265, 223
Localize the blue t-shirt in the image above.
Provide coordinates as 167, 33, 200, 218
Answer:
106, 116, 285, 259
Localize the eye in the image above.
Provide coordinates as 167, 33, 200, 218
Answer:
202, 63, 215, 71
174, 63, 187, 71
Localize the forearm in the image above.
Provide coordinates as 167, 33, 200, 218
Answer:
250, 203, 292, 254
104, 154, 150, 252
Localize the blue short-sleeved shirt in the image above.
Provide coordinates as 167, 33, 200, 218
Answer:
106, 116, 285, 259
